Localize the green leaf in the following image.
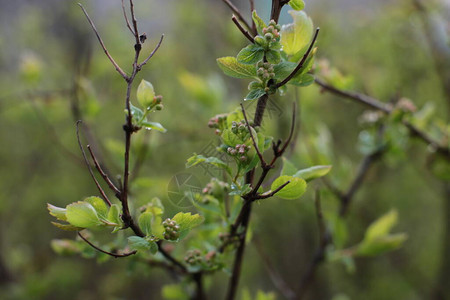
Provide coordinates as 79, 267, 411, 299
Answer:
252, 10, 267, 36
217, 57, 257, 79
364, 210, 399, 242
221, 129, 242, 146
129, 103, 145, 125
66, 201, 102, 228
245, 88, 266, 101
107, 204, 122, 225
266, 49, 281, 64
356, 233, 408, 257
186, 154, 232, 175
293, 165, 332, 182
51, 222, 83, 231
289, 73, 315, 86
281, 157, 297, 176
270, 175, 307, 200
139, 212, 153, 236
280, 10, 313, 56
137, 79, 155, 108
162, 284, 189, 300
237, 44, 264, 65
141, 120, 167, 133
172, 212, 204, 239
273, 61, 297, 80
289, 0, 305, 10
47, 204, 67, 221
128, 236, 152, 252
84, 196, 108, 219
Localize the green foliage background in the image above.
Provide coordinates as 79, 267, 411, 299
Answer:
0, 0, 448, 299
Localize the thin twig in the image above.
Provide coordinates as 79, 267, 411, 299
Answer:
78, 232, 137, 258
138, 34, 165, 69
241, 103, 265, 166
78, 4, 128, 80
157, 241, 187, 273
87, 145, 121, 197
274, 28, 320, 89
254, 180, 290, 200
121, 0, 135, 35
76, 121, 112, 206
232, 16, 255, 44
222, 0, 252, 33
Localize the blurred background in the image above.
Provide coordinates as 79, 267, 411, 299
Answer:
0, 0, 449, 299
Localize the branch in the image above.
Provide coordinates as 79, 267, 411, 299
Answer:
241, 103, 265, 166
78, 4, 128, 80
157, 241, 187, 273
87, 145, 121, 197
274, 28, 320, 89
76, 121, 112, 206
232, 16, 255, 44
78, 232, 136, 258
138, 34, 165, 69
254, 180, 290, 200
222, 0, 253, 34
121, 0, 135, 35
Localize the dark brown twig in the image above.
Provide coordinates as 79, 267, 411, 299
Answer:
255, 180, 290, 200
87, 145, 121, 197
232, 16, 255, 44
274, 28, 320, 89
78, 4, 128, 80
222, 0, 253, 33
76, 121, 112, 206
78, 232, 137, 258
241, 103, 265, 166
121, 0, 135, 35
138, 34, 165, 69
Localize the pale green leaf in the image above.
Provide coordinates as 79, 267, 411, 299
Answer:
141, 121, 167, 133
66, 201, 102, 228
47, 204, 67, 221
245, 88, 266, 101
128, 236, 152, 252
137, 79, 155, 108
51, 222, 83, 231
364, 210, 399, 242
280, 11, 313, 56
237, 44, 264, 64
139, 212, 153, 236
84, 196, 108, 219
281, 157, 297, 176
356, 233, 408, 257
293, 165, 332, 182
270, 175, 307, 199
289, 0, 305, 10
107, 204, 122, 226
217, 57, 257, 79
252, 10, 267, 36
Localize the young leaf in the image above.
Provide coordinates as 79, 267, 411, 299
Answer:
273, 61, 297, 80
137, 79, 155, 108
186, 154, 232, 175
172, 212, 204, 239
289, 0, 305, 10
107, 204, 122, 226
217, 57, 257, 79
221, 129, 241, 146
66, 201, 102, 228
270, 175, 307, 200
139, 212, 153, 236
129, 103, 145, 125
84, 196, 108, 219
280, 157, 297, 176
237, 44, 265, 65
128, 236, 152, 252
51, 222, 83, 231
266, 49, 281, 64
364, 210, 399, 242
47, 204, 67, 221
293, 165, 332, 182
280, 11, 313, 56
355, 233, 408, 257
245, 88, 266, 101
289, 73, 315, 87
252, 10, 267, 36
141, 120, 167, 133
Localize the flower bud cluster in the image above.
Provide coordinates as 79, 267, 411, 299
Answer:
227, 144, 251, 162
262, 20, 281, 42
162, 218, 180, 241
184, 249, 202, 265
202, 178, 229, 199
231, 120, 249, 135
256, 61, 275, 82
208, 113, 228, 135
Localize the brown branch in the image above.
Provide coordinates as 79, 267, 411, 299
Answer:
274, 28, 320, 89
87, 145, 121, 197
241, 103, 265, 166
138, 34, 165, 69
121, 0, 135, 35
222, 0, 253, 34
157, 241, 187, 273
232, 16, 255, 44
254, 180, 290, 200
78, 4, 128, 80
78, 232, 136, 258
76, 121, 112, 206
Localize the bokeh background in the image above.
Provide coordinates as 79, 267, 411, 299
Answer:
0, 0, 449, 299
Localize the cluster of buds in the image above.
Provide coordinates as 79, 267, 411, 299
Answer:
256, 61, 275, 83
254, 20, 281, 48
231, 120, 249, 135
202, 178, 229, 199
227, 144, 251, 162
208, 113, 228, 135
146, 95, 163, 111
184, 249, 203, 265
162, 218, 180, 241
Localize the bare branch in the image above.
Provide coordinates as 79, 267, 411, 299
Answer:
87, 145, 121, 197
138, 34, 165, 69
78, 4, 128, 80
76, 121, 112, 206
222, 0, 253, 34
254, 180, 290, 200
121, 0, 135, 35
241, 103, 265, 166
129, 0, 140, 43
274, 28, 320, 89
232, 16, 255, 44
78, 232, 137, 258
